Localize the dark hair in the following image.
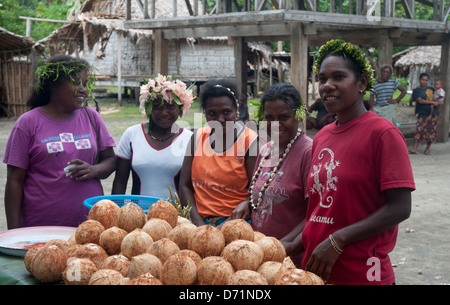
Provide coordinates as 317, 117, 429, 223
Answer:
322, 50, 364, 82
199, 79, 239, 110
27, 55, 91, 109
419, 73, 429, 80
260, 83, 302, 112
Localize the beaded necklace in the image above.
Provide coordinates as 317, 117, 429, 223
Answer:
249, 128, 302, 210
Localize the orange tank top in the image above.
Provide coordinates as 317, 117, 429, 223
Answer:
191, 123, 259, 217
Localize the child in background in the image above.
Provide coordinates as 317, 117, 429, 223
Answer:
428, 80, 446, 121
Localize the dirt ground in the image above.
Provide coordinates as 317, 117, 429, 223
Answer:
0, 104, 449, 285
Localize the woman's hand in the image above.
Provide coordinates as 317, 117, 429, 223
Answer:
230, 199, 251, 220
305, 236, 341, 282
66, 159, 98, 180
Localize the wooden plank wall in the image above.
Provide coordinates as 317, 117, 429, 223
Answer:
0, 51, 33, 117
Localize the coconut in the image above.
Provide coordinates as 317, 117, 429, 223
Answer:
45, 238, 70, 251
221, 239, 263, 271
128, 253, 162, 279
253, 231, 266, 241
142, 218, 172, 241
127, 273, 163, 285
73, 243, 108, 268
24, 245, 45, 273
275, 268, 324, 285
177, 216, 191, 226
67, 233, 77, 246
197, 256, 235, 285
64, 244, 81, 258
255, 236, 286, 262
188, 225, 225, 258
99, 255, 130, 277
116, 202, 147, 232
257, 261, 283, 285
179, 249, 202, 267
160, 253, 197, 285
88, 269, 124, 285
146, 199, 179, 228
228, 270, 268, 285
121, 228, 153, 259
146, 238, 180, 263
75, 219, 105, 244
221, 219, 254, 244
62, 258, 98, 285
31, 245, 68, 283
88, 199, 120, 229
99, 226, 128, 255
167, 222, 197, 250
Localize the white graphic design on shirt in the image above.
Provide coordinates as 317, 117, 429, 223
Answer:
75, 139, 92, 150
59, 133, 74, 143
46, 141, 64, 154
310, 148, 340, 208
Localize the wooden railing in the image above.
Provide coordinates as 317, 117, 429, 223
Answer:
125, 0, 450, 21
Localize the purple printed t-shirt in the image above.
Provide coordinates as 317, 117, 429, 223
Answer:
3, 106, 115, 228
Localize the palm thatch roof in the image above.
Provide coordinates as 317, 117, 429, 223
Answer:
393, 46, 441, 78
0, 26, 44, 56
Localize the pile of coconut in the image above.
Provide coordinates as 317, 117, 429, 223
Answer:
24, 199, 324, 285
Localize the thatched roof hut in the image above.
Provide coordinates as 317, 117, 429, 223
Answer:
0, 27, 44, 117
393, 46, 441, 89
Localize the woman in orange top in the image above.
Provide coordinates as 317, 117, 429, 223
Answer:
179, 80, 261, 227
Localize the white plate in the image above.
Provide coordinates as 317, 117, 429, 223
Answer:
0, 226, 76, 257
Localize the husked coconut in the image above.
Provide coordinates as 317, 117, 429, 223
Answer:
221, 239, 263, 271
275, 268, 324, 285
99, 255, 130, 277
45, 239, 69, 251
24, 245, 44, 273
167, 222, 197, 250
189, 225, 225, 258
73, 243, 108, 268
146, 238, 180, 263
75, 219, 105, 244
255, 236, 286, 262
88, 269, 124, 285
31, 245, 68, 283
177, 216, 191, 226
228, 270, 268, 285
121, 228, 153, 259
88, 199, 120, 229
127, 273, 163, 285
128, 253, 162, 279
253, 231, 266, 241
146, 199, 178, 228
142, 218, 172, 241
64, 244, 81, 258
178, 249, 202, 267
161, 253, 197, 285
67, 233, 77, 246
221, 219, 254, 244
116, 202, 147, 232
197, 256, 234, 285
257, 261, 283, 285
99, 226, 128, 255
62, 258, 98, 285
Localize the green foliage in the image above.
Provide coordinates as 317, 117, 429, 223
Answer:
0, 0, 78, 41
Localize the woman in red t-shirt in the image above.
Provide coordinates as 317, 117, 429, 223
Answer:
301, 40, 415, 284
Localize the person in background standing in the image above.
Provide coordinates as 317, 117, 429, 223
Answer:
370, 65, 407, 128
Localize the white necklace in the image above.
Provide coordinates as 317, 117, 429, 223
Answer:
249, 128, 302, 210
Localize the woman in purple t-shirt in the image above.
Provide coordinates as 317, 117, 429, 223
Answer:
230, 83, 312, 266
3, 55, 116, 229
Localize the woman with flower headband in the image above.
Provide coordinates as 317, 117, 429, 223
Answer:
112, 74, 193, 199
300, 40, 415, 285
179, 79, 261, 227
230, 83, 312, 267
3, 55, 116, 229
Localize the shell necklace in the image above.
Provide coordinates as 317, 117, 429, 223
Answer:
249, 128, 302, 210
